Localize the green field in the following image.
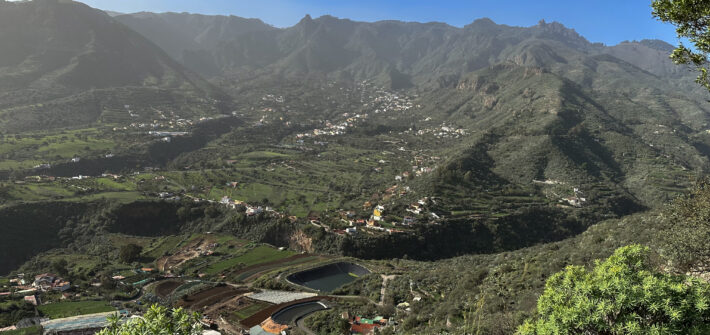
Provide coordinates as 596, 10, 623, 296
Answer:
205, 245, 296, 274
233, 255, 321, 282
0, 128, 116, 172
142, 235, 186, 259
240, 151, 291, 159
2, 326, 41, 335
38, 301, 115, 319
0, 178, 145, 207
233, 302, 271, 320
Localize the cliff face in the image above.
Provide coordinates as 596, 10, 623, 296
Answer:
289, 230, 314, 254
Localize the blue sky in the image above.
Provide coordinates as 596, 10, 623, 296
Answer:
81, 0, 679, 46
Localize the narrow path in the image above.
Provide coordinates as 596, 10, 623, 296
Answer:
379, 275, 396, 306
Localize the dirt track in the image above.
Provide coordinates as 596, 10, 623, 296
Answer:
156, 237, 217, 272
379, 275, 396, 306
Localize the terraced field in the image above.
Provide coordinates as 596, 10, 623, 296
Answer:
231, 255, 325, 282
204, 245, 297, 275
154, 280, 183, 298
177, 286, 249, 310
38, 301, 115, 319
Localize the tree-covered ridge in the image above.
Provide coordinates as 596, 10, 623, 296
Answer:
368, 182, 710, 335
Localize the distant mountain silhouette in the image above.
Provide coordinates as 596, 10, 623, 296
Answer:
115, 13, 700, 94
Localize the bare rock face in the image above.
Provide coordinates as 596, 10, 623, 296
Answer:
289, 230, 314, 253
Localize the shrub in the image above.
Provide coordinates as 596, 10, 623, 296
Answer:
518, 245, 710, 335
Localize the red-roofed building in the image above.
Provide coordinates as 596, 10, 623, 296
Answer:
351, 323, 379, 334
350, 316, 385, 334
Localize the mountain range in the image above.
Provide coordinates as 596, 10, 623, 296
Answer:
114, 10, 710, 209
0, 0, 706, 210
115, 12, 703, 93
112, 12, 710, 210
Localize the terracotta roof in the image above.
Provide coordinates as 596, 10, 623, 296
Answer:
351, 323, 379, 334
260, 318, 287, 334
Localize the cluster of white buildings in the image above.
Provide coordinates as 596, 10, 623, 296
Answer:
261, 94, 285, 103
295, 113, 370, 140
219, 196, 266, 216
405, 122, 468, 139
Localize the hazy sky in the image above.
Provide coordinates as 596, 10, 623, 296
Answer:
80, 0, 679, 46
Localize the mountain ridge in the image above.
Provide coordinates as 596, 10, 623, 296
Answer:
0, 0, 231, 132
114, 11, 697, 94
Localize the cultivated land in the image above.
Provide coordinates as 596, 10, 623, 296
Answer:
37, 301, 115, 319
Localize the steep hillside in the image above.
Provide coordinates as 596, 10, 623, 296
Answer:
0, 0, 230, 132
419, 58, 710, 208
113, 11, 274, 76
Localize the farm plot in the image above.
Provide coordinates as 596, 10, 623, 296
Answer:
204, 245, 296, 275
177, 286, 249, 310
230, 254, 324, 282
154, 280, 184, 298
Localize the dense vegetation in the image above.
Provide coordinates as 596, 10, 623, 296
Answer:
519, 245, 710, 334
98, 305, 202, 335
659, 180, 710, 272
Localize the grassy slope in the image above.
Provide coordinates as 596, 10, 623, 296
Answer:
205, 245, 296, 274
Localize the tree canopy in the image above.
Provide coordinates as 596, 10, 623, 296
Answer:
517, 245, 710, 335
118, 243, 142, 264
98, 305, 202, 335
652, 0, 710, 90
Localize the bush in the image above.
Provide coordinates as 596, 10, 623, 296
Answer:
518, 245, 710, 335
119, 244, 142, 263
660, 179, 710, 272
98, 304, 202, 335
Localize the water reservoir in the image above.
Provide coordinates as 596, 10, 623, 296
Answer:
287, 262, 370, 292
